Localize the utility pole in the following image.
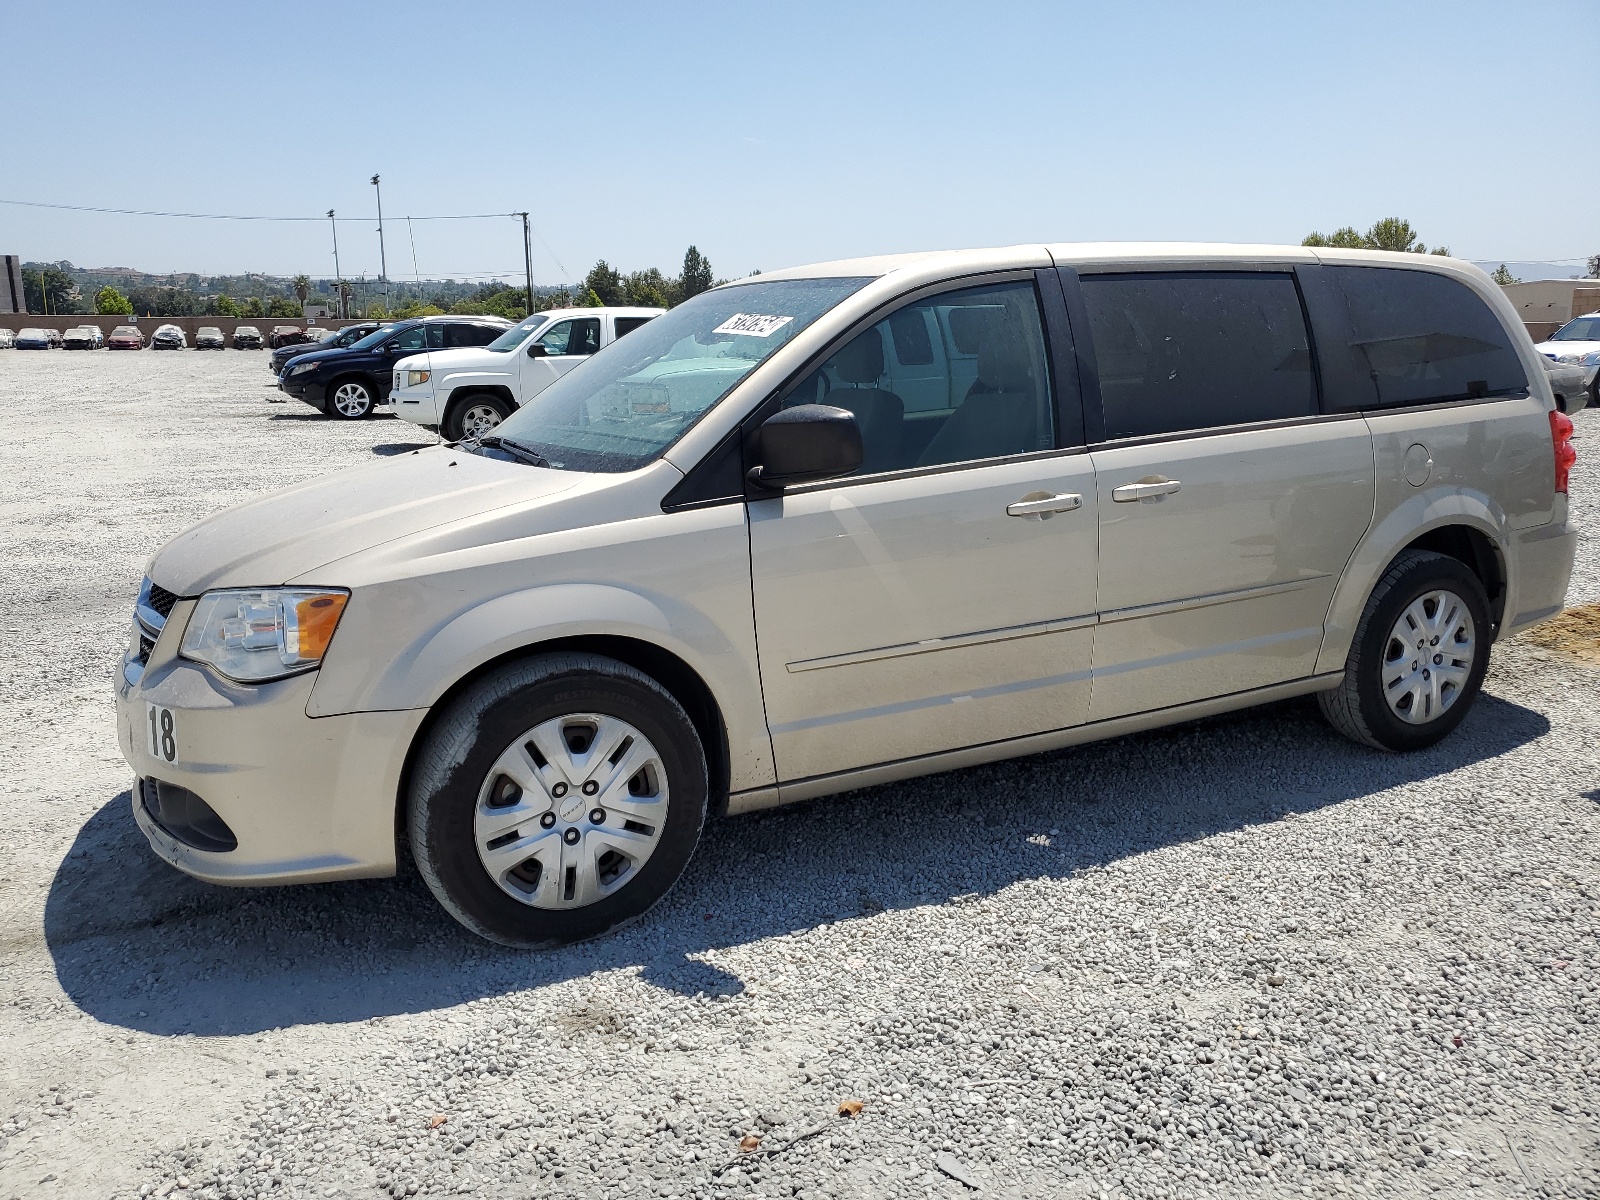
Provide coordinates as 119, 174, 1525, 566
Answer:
371, 174, 389, 311
519, 212, 534, 317
327, 209, 343, 318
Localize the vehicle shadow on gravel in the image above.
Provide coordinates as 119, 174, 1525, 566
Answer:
45, 691, 1548, 1037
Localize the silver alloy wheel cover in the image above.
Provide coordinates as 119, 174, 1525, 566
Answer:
474, 712, 670, 909
1381, 589, 1475, 725
460, 402, 503, 438
332, 382, 370, 416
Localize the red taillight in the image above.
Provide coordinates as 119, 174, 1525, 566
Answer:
1550, 409, 1576, 495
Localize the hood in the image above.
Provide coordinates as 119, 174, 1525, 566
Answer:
148, 445, 582, 595
276, 344, 350, 367
1535, 339, 1600, 361
395, 346, 516, 374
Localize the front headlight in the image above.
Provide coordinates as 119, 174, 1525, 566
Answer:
403, 369, 431, 388
288, 360, 320, 376
180, 588, 349, 682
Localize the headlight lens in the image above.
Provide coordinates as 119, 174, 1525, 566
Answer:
288, 360, 320, 376
180, 588, 349, 682
403, 369, 431, 388
1558, 354, 1583, 365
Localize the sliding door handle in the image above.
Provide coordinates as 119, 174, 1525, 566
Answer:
1006, 491, 1082, 519
1112, 476, 1181, 502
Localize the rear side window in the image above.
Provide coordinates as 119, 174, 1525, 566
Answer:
1081, 272, 1316, 439
614, 316, 654, 338
1324, 267, 1526, 408
450, 322, 500, 347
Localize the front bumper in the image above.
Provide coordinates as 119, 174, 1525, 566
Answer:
280, 374, 329, 411
116, 608, 424, 885
390, 384, 440, 424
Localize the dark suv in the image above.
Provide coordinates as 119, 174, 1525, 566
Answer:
277, 316, 511, 419
270, 322, 381, 376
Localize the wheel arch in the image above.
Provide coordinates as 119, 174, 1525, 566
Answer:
393, 633, 733, 851
442, 385, 516, 431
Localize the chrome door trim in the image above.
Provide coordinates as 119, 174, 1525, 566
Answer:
724, 671, 1345, 813
786, 613, 1098, 673
1097, 575, 1329, 626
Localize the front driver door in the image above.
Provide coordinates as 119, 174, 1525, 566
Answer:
747, 276, 1100, 785
518, 316, 601, 404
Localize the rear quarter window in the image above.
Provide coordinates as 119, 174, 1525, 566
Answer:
1323, 266, 1527, 409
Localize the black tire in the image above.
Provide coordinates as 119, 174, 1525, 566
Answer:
407, 653, 708, 948
1317, 549, 1492, 752
327, 376, 376, 420
442, 392, 514, 442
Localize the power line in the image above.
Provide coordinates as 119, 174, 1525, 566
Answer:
0, 197, 519, 222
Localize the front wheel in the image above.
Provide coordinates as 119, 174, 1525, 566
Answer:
407, 653, 708, 948
1318, 549, 1491, 751
442, 393, 513, 442
328, 378, 375, 419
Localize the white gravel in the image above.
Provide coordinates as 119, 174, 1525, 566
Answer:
0, 351, 1597, 1200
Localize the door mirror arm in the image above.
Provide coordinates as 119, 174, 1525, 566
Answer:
747, 404, 863, 490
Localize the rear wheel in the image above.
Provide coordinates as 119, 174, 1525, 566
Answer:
1318, 549, 1491, 751
407, 653, 708, 948
443, 392, 513, 442
328, 378, 375, 419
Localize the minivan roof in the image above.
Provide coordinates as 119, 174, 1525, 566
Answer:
750, 242, 1483, 282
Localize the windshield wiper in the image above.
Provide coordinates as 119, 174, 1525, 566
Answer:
470, 434, 551, 468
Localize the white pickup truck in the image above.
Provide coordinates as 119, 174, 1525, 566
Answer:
390, 306, 663, 440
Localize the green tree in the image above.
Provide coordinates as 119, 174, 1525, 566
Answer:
1490, 264, 1520, 286
266, 297, 302, 318
624, 268, 672, 308
582, 260, 625, 306
678, 246, 713, 302
239, 297, 265, 318
94, 285, 132, 314
292, 275, 311, 307
213, 294, 242, 317
1302, 218, 1449, 256
21, 265, 81, 314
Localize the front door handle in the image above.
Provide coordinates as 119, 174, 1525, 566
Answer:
1006, 491, 1082, 519
1111, 476, 1182, 502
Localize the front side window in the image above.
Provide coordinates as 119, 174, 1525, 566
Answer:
1551, 316, 1600, 342
492, 277, 871, 472
786, 280, 1055, 474
537, 317, 601, 356
1081, 272, 1316, 440
389, 325, 427, 353
1325, 266, 1526, 408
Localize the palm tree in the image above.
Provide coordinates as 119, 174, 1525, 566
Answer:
292, 274, 311, 308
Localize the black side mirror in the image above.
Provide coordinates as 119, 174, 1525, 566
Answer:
526, 342, 548, 358
749, 404, 863, 488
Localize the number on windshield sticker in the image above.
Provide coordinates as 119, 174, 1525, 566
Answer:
146, 704, 177, 763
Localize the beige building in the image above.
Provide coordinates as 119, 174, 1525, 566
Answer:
1500, 279, 1600, 341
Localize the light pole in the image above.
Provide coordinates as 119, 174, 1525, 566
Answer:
518, 212, 534, 317
371, 174, 389, 312
327, 209, 343, 318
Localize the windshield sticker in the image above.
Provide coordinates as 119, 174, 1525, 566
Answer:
712, 313, 794, 338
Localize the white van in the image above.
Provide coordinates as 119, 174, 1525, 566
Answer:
118, 243, 1576, 948
390, 306, 663, 441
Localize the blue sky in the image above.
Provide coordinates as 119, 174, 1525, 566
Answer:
3, 1, 1595, 283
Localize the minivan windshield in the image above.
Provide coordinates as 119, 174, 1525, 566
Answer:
490, 277, 871, 471
486, 313, 551, 352
1551, 316, 1600, 342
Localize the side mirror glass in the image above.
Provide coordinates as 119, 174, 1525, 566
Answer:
749, 404, 863, 489
526, 342, 548, 358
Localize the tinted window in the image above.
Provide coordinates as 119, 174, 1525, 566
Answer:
389, 326, 427, 352
1081, 272, 1316, 439
537, 317, 601, 356
786, 280, 1054, 475
426, 324, 446, 349
448, 322, 500, 347
1324, 266, 1526, 408
614, 316, 654, 338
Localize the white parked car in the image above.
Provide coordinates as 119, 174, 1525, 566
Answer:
1534, 311, 1600, 409
390, 306, 663, 441
0, 327, 18, 349
117, 244, 1575, 948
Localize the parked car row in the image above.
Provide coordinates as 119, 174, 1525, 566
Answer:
0, 323, 366, 350
1536, 311, 1600, 413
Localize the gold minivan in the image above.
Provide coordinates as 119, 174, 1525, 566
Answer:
117, 243, 1577, 946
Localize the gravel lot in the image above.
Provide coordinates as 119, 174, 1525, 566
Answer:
0, 351, 1597, 1200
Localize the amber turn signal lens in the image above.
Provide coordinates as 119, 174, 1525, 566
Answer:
295, 593, 349, 659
